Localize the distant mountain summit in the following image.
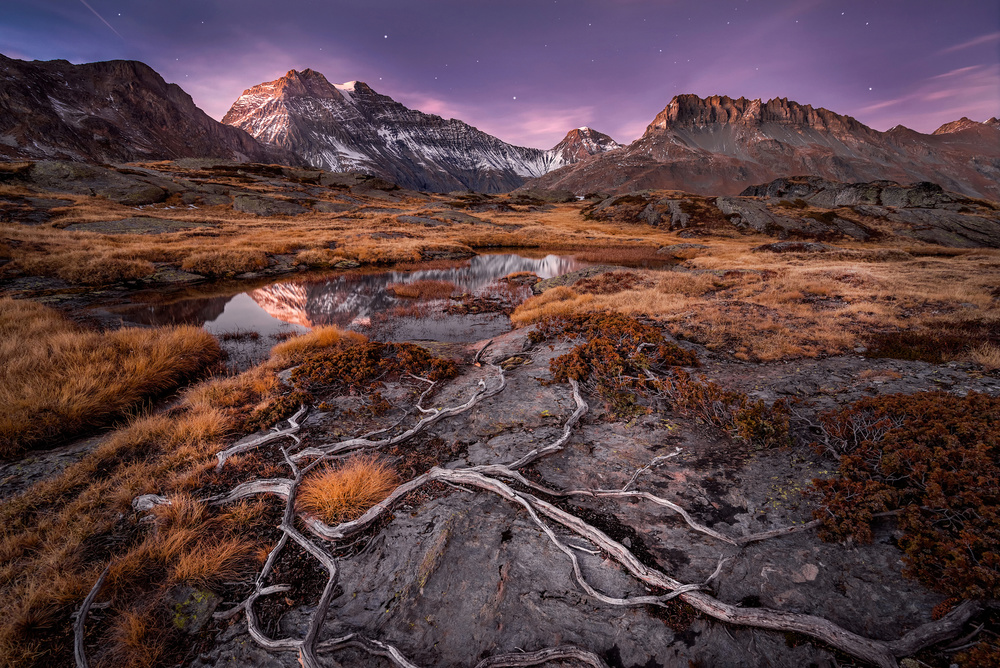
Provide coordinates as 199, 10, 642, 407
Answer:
0, 54, 293, 165
526, 94, 1000, 200
549, 127, 621, 164
222, 69, 619, 193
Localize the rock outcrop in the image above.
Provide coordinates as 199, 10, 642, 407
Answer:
524, 94, 1000, 201
0, 54, 295, 165
583, 176, 1000, 247
222, 69, 618, 193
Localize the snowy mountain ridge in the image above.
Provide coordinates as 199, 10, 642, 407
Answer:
222, 69, 619, 193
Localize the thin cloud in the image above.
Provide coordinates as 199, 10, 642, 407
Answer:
395, 91, 595, 148
938, 31, 1000, 55
858, 63, 1000, 132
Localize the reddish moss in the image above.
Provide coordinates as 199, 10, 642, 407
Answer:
812, 391, 1000, 600
653, 369, 790, 449
240, 390, 313, 433
289, 340, 457, 416
533, 314, 698, 419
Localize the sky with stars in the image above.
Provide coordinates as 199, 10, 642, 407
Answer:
0, 1, 997, 149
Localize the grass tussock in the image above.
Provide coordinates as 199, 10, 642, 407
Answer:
180, 249, 268, 277
297, 455, 398, 524
268, 325, 367, 368
386, 279, 457, 299
0, 298, 222, 457
972, 342, 1000, 370
510, 286, 595, 326
15, 251, 155, 285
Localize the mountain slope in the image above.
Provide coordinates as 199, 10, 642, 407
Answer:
222, 69, 618, 193
0, 54, 295, 165
525, 94, 1000, 200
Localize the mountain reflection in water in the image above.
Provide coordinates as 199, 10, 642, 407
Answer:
124, 254, 588, 344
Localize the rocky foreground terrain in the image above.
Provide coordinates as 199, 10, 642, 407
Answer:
170, 324, 999, 668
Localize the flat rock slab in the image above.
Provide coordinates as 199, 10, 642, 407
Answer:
63, 217, 214, 234
233, 194, 308, 216
397, 215, 450, 227
311, 201, 355, 213
532, 264, 624, 294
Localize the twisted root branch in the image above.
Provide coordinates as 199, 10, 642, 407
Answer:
192, 359, 983, 668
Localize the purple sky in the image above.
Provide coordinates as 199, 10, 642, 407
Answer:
1, 1, 997, 148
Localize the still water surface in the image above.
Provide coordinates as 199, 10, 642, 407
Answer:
120, 253, 589, 366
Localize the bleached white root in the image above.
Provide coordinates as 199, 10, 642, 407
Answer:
197, 360, 982, 668
73, 565, 109, 668
290, 365, 506, 463
214, 405, 308, 470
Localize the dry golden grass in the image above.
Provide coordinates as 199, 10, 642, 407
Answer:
512, 239, 1000, 361
297, 454, 398, 524
0, 298, 222, 457
972, 343, 1000, 370
0, 361, 284, 668
268, 325, 367, 367
510, 286, 595, 325
0, 178, 690, 287
387, 279, 458, 299
180, 249, 268, 277
169, 535, 255, 587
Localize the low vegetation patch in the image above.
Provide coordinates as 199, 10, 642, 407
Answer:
531, 313, 698, 418
864, 316, 1000, 365
0, 298, 221, 457
297, 454, 398, 524
0, 367, 282, 667
652, 369, 790, 449
386, 279, 457, 299
180, 249, 268, 277
812, 391, 1000, 600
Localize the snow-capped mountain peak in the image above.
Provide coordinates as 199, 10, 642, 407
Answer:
222, 69, 619, 192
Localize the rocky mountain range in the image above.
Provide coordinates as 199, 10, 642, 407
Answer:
0, 54, 997, 201
525, 94, 1000, 201
0, 54, 294, 165
221, 69, 618, 193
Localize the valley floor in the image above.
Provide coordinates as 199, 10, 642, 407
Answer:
1, 161, 999, 667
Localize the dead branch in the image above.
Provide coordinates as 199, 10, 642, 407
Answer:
503, 378, 587, 469
215, 405, 308, 470
474, 645, 611, 668
621, 449, 682, 491
74, 565, 109, 668
473, 339, 494, 365
888, 600, 984, 657
291, 365, 506, 463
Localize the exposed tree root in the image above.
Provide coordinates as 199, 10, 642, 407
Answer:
142, 356, 982, 668
473, 645, 611, 668
291, 364, 507, 462
73, 564, 109, 668
215, 405, 308, 470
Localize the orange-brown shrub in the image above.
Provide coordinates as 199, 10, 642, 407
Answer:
812, 391, 1000, 600
180, 249, 267, 277
297, 454, 398, 524
532, 313, 698, 418
387, 279, 457, 299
